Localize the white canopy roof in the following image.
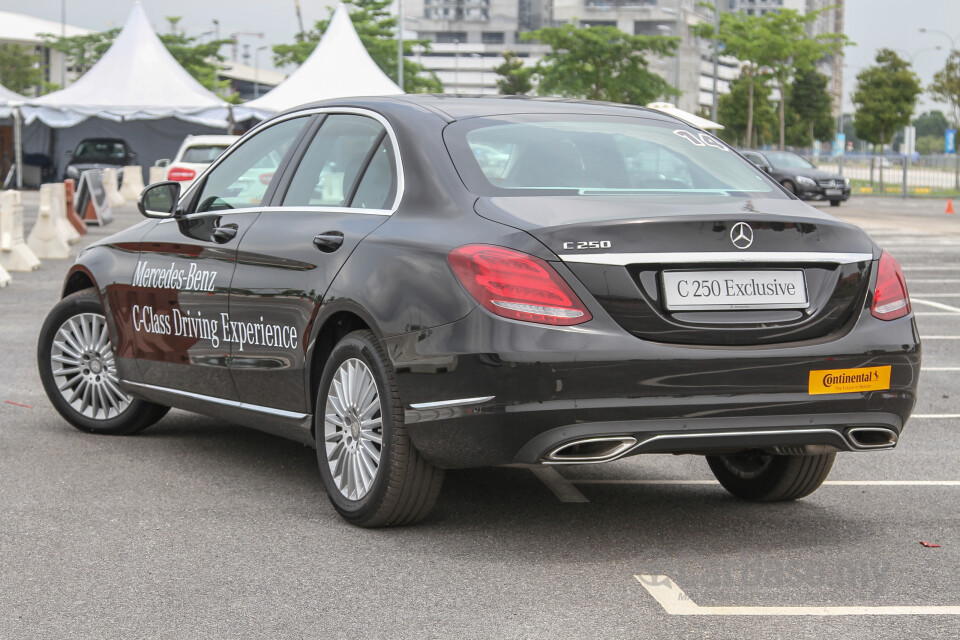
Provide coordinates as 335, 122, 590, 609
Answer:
235, 4, 402, 120
646, 102, 724, 130
0, 84, 25, 118
22, 2, 228, 128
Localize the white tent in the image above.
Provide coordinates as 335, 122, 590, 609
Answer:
0, 84, 24, 119
235, 4, 402, 120
14, 1, 230, 183
646, 102, 724, 131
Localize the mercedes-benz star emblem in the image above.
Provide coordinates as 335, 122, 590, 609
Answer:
730, 222, 754, 250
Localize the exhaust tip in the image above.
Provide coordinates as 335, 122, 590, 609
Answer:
546, 436, 637, 463
847, 427, 898, 449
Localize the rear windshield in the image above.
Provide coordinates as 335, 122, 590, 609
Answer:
74, 140, 127, 160
182, 144, 230, 164
444, 115, 780, 198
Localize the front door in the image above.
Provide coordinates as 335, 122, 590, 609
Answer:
228, 113, 399, 412
130, 116, 312, 401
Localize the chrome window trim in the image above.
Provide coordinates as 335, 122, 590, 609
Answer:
409, 396, 496, 410
178, 107, 405, 216
558, 251, 874, 266
124, 381, 310, 420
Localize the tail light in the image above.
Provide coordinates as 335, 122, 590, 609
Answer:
871, 250, 911, 321
448, 244, 592, 326
167, 167, 196, 181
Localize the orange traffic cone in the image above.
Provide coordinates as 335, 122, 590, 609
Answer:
947, 199, 955, 215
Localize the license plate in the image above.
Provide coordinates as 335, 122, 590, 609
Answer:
825, 188, 843, 196
662, 270, 808, 311
808, 366, 891, 395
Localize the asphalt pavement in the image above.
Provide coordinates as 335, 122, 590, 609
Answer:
1, 194, 958, 639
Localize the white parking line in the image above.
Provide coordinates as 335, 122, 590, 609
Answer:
923, 367, 960, 371
634, 575, 960, 616
912, 299, 960, 313
528, 467, 589, 503
908, 293, 960, 298
907, 279, 960, 284
901, 266, 960, 271
912, 414, 960, 419
919, 336, 960, 339
570, 479, 960, 486
914, 312, 960, 316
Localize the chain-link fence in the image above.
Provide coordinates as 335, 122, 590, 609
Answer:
801, 154, 960, 197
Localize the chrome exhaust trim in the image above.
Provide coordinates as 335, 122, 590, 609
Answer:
846, 427, 898, 450
545, 436, 638, 464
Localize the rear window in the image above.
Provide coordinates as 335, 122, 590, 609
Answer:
181, 144, 230, 164
444, 115, 780, 198
74, 140, 127, 160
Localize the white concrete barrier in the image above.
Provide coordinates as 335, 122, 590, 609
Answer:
0, 263, 11, 288
27, 184, 72, 260
119, 165, 145, 201
52, 182, 81, 244
102, 168, 125, 207
148, 166, 166, 185
0, 190, 41, 272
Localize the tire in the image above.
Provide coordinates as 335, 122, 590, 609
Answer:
706, 450, 835, 502
829, 199, 842, 207
781, 180, 796, 194
37, 288, 169, 435
316, 330, 444, 527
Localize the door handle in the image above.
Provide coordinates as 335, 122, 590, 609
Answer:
313, 231, 345, 253
212, 223, 238, 243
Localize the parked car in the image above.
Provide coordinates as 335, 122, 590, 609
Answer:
742, 150, 851, 206
38, 97, 919, 527
161, 135, 239, 190
63, 138, 136, 183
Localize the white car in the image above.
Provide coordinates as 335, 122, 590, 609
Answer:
164, 135, 239, 189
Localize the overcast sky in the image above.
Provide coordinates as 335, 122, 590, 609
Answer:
2, 0, 957, 114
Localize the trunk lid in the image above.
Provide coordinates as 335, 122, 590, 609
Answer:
476, 196, 877, 346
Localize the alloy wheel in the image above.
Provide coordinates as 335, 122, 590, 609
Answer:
323, 358, 383, 500
50, 312, 131, 420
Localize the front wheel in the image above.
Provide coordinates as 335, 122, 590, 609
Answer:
316, 330, 444, 527
37, 288, 169, 435
706, 451, 834, 502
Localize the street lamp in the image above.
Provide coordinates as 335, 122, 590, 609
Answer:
918, 28, 958, 51
894, 46, 943, 63
397, 0, 404, 91
254, 45, 268, 99
453, 39, 460, 95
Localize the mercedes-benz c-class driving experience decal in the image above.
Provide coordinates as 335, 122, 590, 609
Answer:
37, 96, 920, 527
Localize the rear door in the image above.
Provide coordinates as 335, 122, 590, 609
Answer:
130, 116, 312, 400
227, 111, 399, 413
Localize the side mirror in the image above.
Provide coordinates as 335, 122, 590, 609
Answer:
155, 158, 171, 168
65, 150, 73, 158
138, 181, 181, 219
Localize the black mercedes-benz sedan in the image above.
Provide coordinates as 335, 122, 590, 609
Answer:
742, 150, 851, 206
38, 96, 920, 527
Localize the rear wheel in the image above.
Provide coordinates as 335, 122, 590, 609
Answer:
706, 451, 834, 502
37, 288, 169, 435
316, 330, 444, 527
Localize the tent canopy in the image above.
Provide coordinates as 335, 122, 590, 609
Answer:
0, 84, 25, 119
22, 1, 228, 128
235, 3, 402, 120
646, 102, 724, 131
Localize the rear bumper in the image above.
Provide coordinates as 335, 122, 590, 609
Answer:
386, 307, 920, 468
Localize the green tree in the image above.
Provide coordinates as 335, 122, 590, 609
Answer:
852, 49, 922, 152
272, 0, 441, 93
157, 17, 233, 95
916, 134, 943, 155
913, 110, 950, 138
694, 8, 769, 149
521, 23, 678, 105
929, 49, 960, 127
786, 69, 834, 148
0, 44, 44, 94
494, 51, 533, 95
760, 9, 847, 151
717, 74, 777, 147
40, 29, 120, 76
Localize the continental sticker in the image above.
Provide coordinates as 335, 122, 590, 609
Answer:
808, 366, 891, 395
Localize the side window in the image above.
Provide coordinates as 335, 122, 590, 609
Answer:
194, 117, 308, 212
282, 115, 385, 208
351, 139, 397, 210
